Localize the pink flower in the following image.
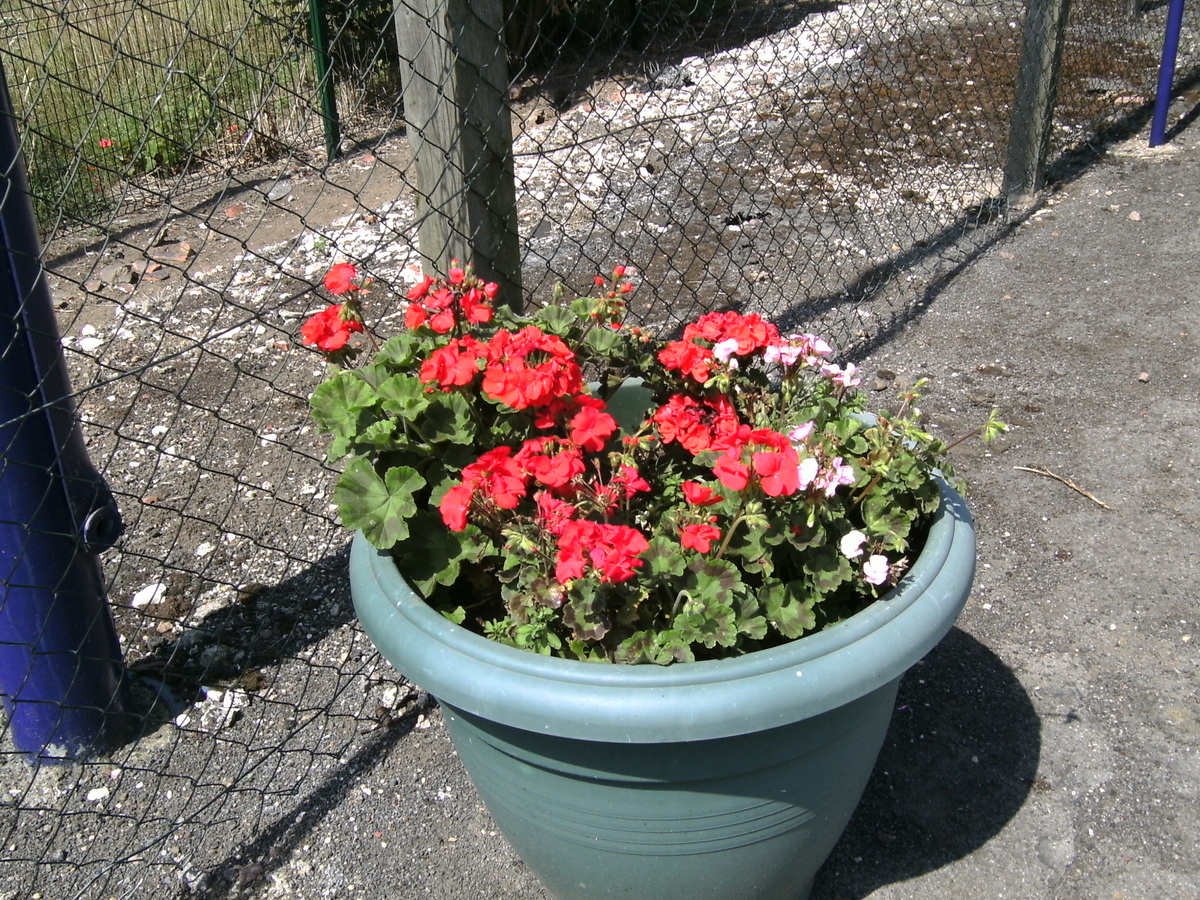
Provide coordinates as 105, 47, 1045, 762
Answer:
820, 362, 861, 388
814, 457, 856, 497
839, 530, 867, 559
863, 555, 890, 585
712, 338, 740, 363
98, 138, 114, 149
797, 457, 819, 490
787, 422, 815, 445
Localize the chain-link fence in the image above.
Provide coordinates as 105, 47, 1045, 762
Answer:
1, 0, 1196, 895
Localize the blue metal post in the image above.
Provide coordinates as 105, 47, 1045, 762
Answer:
1150, 0, 1187, 146
0, 58, 134, 760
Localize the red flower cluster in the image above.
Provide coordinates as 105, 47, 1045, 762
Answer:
658, 311, 781, 383
711, 427, 803, 497
554, 520, 649, 584
440, 447, 527, 531
652, 393, 741, 454
300, 304, 364, 352
419, 337, 484, 388
438, 385, 651, 584
405, 268, 497, 333
480, 326, 583, 409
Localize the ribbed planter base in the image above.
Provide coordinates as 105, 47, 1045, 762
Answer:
350, 479, 975, 900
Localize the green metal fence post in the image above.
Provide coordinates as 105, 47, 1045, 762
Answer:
310, 0, 342, 160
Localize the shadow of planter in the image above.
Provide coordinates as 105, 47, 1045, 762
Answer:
811, 627, 1039, 898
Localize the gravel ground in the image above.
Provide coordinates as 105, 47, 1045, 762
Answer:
0, 0, 1197, 897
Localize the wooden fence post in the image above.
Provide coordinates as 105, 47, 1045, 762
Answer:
1003, 0, 1074, 201
394, 0, 523, 308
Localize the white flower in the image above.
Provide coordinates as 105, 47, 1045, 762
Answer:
863, 554, 890, 586
787, 422, 815, 445
839, 530, 867, 559
820, 362, 862, 387
797, 456, 819, 490
712, 338, 740, 363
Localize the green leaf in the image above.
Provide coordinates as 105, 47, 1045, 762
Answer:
395, 514, 484, 594
723, 522, 772, 575
584, 324, 623, 358
642, 536, 687, 581
416, 391, 476, 445
615, 630, 695, 664
674, 559, 742, 648
562, 581, 610, 641
533, 303, 577, 336
310, 374, 378, 458
374, 332, 424, 368
333, 459, 425, 550
357, 417, 397, 448
862, 491, 917, 546
761, 579, 817, 639
808, 544, 853, 593
736, 594, 769, 641
375, 373, 430, 420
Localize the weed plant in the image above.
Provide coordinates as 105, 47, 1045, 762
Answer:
0, 0, 310, 229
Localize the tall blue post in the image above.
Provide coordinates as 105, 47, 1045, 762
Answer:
1149, 0, 1187, 146
0, 58, 135, 760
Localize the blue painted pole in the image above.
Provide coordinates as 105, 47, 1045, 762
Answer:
0, 58, 135, 760
1150, 0, 1187, 146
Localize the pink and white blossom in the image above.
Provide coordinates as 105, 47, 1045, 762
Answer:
787, 422, 815, 445
863, 554, 890, 585
820, 362, 862, 388
839, 530, 868, 559
797, 456, 819, 490
815, 457, 856, 497
712, 338, 741, 363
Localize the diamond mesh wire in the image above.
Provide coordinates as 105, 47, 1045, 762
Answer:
0, 0, 1196, 895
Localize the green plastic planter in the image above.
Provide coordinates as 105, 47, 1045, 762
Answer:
350, 478, 975, 900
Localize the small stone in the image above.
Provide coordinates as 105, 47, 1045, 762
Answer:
1127, 210, 1141, 221
131, 583, 167, 609
1137, 372, 1151, 382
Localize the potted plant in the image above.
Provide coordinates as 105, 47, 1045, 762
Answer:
302, 263, 1002, 900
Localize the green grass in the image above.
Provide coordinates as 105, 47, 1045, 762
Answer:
0, 0, 310, 227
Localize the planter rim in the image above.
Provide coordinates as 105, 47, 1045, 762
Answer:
350, 477, 975, 743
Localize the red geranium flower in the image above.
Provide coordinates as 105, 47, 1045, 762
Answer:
419, 337, 483, 388
652, 393, 741, 454
568, 406, 618, 452
555, 520, 649, 584
323, 263, 359, 295
681, 481, 722, 506
680, 522, 721, 554
516, 438, 585, 489
481, 327, 583, 410
300, 304, 364, 352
